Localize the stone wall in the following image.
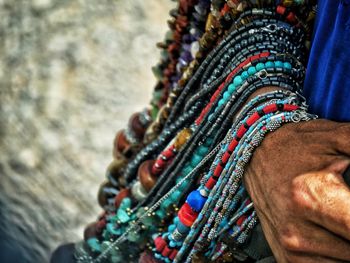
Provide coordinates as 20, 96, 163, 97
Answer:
0, 1, 174, 262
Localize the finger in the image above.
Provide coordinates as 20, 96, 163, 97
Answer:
299, 168, 350, 241
286, 253, 347, 263
280, 221, 350, 261
331, 124, 350, 157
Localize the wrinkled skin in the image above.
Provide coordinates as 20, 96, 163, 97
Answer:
244, 120, 350, 263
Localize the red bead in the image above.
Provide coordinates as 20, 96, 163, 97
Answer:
236, 125, 247, 139
284, 104, 299, 111
213, 164, 224, 177
161, 246, 172, 257
276, 5, 286, 15
154, 236, 167, 252
178, 203, 198, 227
205, 177, 217, 190
221, 152, 231, 164
263, 104, 278, 114
247, 112, 260, 126
237, 215, 247, 226
228, 139, 238, 152
286, 12, 297, 24
169, 249, 178, 260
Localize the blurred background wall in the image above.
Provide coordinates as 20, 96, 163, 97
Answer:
0, 0, 174, 262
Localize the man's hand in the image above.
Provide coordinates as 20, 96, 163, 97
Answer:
244, 120, 350, 262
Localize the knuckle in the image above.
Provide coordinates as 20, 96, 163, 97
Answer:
280, 233, 303, 252
291, 178, 313, 211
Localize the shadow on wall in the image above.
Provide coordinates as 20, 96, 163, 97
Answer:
0, 0, 174, 262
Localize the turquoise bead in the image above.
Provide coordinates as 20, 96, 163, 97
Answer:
256, 63, 265, 71
241, 71, 249, 80
204, 137, 214, 147
265, 61, 275, 68
155, 209, 166, 219
284, 62, 292, 70
247, 66, 257, 75
233, 75, 243, 86
116, 208, 130, 223
169, 240, 177, 248
170, 190, 182, 202
160, 198, 173, 210
218, 99, 225, 107
106, 223, 122, 235
174, 216, 179, 225
223, 91, 230, 101
182, 164, 193, 176
178, 181, 188, 191
127, 231, 140, 242
274, 60, 284, 68
197, 145, 208, 156
228, 83, 236, 93
87, 238, 101, 252
168, 224, 176, 232
191, 154, 202, 167
208, 113, 214, 121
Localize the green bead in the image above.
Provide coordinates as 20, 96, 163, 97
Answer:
223, 91, 230, 101
241, 71, 249, 80
274, 60, 284, 68
284, 62, 292, 70
198, 145, 209, 155
233, 75, 243, 86
228, 83, 236, 94
87, 238, 101, 252
247, 66, 257, 75
265, 61, 275, 68
128, 231, 140, 242
256, 63, 265, 71
191, 154, 202, 167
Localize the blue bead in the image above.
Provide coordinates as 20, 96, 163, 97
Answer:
247, 66, 257, 75
176, 221, 190, 234
265, 61, 275, 68
241, 71, 249, 80
233, 75, 243, 86
255, 63, 265, 71
223, 91, 230, 101
191, 154, 202, 167
155, 253, 162, 259
274, 60, 284, 68
186, 190, 207, 212
284, 62, 292, 70
228, 83, 236, 94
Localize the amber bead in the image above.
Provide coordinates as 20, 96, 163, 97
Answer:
113, 130, 131, 157
84, 222, 99, 241
174, 128, 192, 149
129, 112, 147, 140
138, 160, 157, 192
106, 158, 127, 186
114, 188, 131, 209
